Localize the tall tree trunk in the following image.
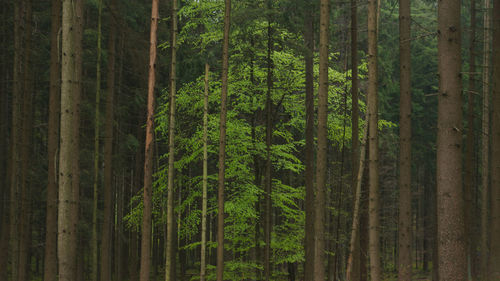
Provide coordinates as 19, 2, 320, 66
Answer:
464, 0, 477, 278
488, 0, 500, 278
436, 0, 467, 278
398, 0, 412, 278
349, 0, 360, 277
314, 0, 329, 280
58, 1, 82, 280
71, 0, 83, 277
346, 124, 368, 281
43, 0, 61, 280
139, 0, 159, 279
165, 0, 177, 279
17, 1, 33, 279
367, 0, 382, 278
9, 1, 25, 279
101, 0, 117, 279
303, 2, 315, 279
91, 0, 103, 279
264, 3, 273, 280
480, 0, 491, 277
216, 1, 231, 280
200, 63, 209, 281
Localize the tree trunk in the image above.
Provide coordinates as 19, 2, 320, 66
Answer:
216, 1, 231, 280
264, 4, 273, 280
17, 1, 33, 279
58, 1, 82, 280
488, 0, 500, 278
101, 0, 117, 279
346, 124, 368, 281
314, 0, 329, 280
367, 0, 382, 278
349, 0, 360, 277
464, 0, 477, 278
436, 0, 467, 278
398, 0, 412, 278
303, 3, 315, 279
200, 63, 209, 281
165, 0, 177, 279
9, 1, 25, 279
43, 0, 61, 280
91, 0, 103, 279
139, 0, 159, 279
480, 0, 491, 277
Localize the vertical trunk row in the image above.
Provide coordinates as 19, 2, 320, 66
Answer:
200, 63, 209, 281
398, 0, 412, 278
367, 0, 382, 278
303, 2, 315, 279
464, 0, 477, 276
101, 0, 117, 279
165, 0, 178, 279
489, 0, 500, 278
43, 0, 61, 280
436, 0, 466, 278
314, 0, 329, 280
480, 0, 491, 277
264, 2, 273, 280
139, 0, 159, 279
216, 1, 231, 280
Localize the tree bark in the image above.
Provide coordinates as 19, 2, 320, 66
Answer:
216, 1, 231, 280
139, 0, 159, 279
200, 63, 209, 281
464, 0, 477, 278
165, 0, 177, 279
303, 3, 315, 279
43, 0, 61, 280
101, 0, 117, 279
314, 0, 329, 280
488, 0, 500, 278
398, 0, 412, 278
367, 0, 382, 279
480, 0, 491, 277
436, 0, 467, 278
91, 0, 103, 279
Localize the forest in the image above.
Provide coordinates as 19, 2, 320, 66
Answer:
1, 0, 499, 280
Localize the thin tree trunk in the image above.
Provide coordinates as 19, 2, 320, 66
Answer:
367, 0, 382, 278
314, 0, 329, 280
398, 0, 412, 278
436, 0, 467, 278
349, 0, 360, 277
464, 0, 477, 278
101, 0, 117, 278
17, 1, 33, 279
165, 0, 177, 279
488, 0, 500, 278
346, 124, 368, 281
216, 1, 231, 280
9, 1, 25, 279
43, 0, 61, 279
91, 0, 103, 279
480, 0, 491, 277
303, 2, 315, 279
200, 63, 209, 281
264, 3, 273, 280
139, 0, 159, 279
